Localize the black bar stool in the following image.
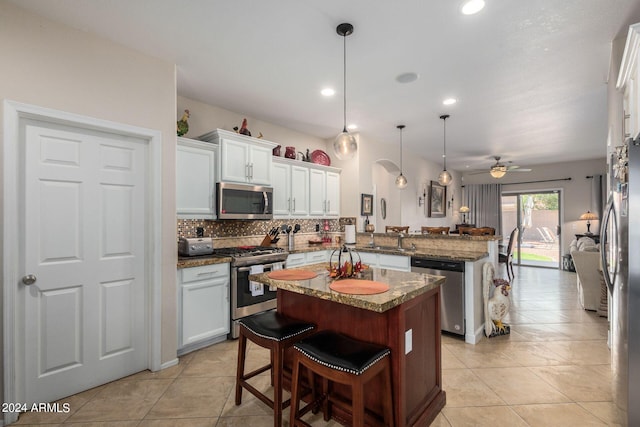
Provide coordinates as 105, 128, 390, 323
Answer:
235, 310, 316, 427
290, 330, 394, 427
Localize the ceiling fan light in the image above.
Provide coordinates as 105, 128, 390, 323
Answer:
395, 173, 408, 189
489, 167, 507, 178
461, 0, 485, 15
438, 169, 452, 186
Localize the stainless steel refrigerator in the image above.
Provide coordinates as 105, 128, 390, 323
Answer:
601, 138, 640, 426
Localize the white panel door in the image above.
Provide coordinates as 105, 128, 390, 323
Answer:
22, 119, 148, 404
290, 165, 309, 216
220, 139, 249, 183
248, 145, 272, 185
272, 162, 291, 217
309, 169, 326, 216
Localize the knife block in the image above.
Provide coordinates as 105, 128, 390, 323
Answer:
260, 234, 279, 246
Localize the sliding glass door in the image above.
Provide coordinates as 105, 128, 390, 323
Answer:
501, 191, 561, 269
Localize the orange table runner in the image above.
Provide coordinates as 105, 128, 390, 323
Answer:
329, 279, 390, 295
267, 270, 318, 280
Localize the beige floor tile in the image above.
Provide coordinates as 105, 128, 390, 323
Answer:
213, 415, 276, 427
430, 412, 453, 426
180, 350, 240, 378
442, 406, 528, 427
542, 340, 611, 365
473, 367, 571, 405
124, 362, 186, 380
138, 418, 218, 426
145, 377, 235, 419
220, 375, 284, 418
442, 346, 466, 370
445, 342, 521, 369
529, 365, 613, 402
509, 323, 574, 342
94, 379, 173, 401
60, 422, 140, 426
495, 341, 570, 366
512, 402, 607, 426
14, 393, 89, 424
442, 369, 505, 407
578, 401, 627, 425
65, 398, 157, 422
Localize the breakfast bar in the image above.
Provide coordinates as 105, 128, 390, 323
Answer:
250, 263, 446, 427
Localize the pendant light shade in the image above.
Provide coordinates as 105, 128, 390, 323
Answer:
438, 114, 453, 186
395, 125, 408, 189
333, 23, 357, 160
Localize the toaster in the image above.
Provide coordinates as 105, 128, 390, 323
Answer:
178, 237, 214, 257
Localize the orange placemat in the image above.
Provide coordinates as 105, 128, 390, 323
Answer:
329, 279, 390, 295
267, 270, 318, 280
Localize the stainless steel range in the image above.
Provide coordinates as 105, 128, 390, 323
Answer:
214, 246, 288, 338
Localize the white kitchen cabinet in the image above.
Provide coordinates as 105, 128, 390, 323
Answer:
618, 23, 640, 141
309, 168, 340, 217
286, 250, 331, 268
273, 159, 310, 218
198, 129, 277, 185
178, 263, 230, 355
176, 137, 217, 219
358, 251, 410, 272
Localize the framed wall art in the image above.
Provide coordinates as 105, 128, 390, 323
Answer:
428, 181, 446, 218
360, 193, 373, 216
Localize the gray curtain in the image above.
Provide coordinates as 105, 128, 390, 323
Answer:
464, 183, 502, 232
591, 174, 605, 220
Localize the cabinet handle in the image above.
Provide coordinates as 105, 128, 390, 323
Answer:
250, 163, 254, 180
323, 200, 326, 213
288, 198, 291, 213
327, 200, 330, 212
245, 163, 249, 179
293, 198, 296, 212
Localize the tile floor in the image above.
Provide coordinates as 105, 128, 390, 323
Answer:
12, 266, 623, 426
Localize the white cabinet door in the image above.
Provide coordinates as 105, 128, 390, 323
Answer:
325, 171, 340, 217
290, 165, 309, 216
286, 253, 306, 268
272, 162, 291, 217
309, 169, 326, 216
220, 138, 250, 183
177, 138, 216, 219
379, 254, 411, 271
306, 250, 330, 264
248, 144, 272, 185
179, 263, 230, 351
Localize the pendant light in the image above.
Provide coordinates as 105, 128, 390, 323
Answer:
438, 114, 453, 186
395, 125, 408, 189
333, 23, 357, 160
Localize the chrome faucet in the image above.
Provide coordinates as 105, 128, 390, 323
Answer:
397, 233, 404, 250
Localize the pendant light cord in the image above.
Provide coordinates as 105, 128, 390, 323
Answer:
440, 114, 449, 171
400, 127, 403, 172
342, 33, 347, 133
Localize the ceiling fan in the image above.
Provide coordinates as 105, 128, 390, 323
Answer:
469, 156, 532, 178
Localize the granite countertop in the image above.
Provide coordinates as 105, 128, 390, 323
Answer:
249, 262, 445, 313
177, 255, 233, 269
354, 246, 489, 262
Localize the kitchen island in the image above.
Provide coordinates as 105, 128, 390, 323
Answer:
250, 263, 446, 427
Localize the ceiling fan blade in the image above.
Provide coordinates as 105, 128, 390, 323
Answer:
466, 170, 490, 175
507, 168, 532, 172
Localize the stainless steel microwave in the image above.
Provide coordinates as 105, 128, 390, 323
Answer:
216, 182, 273, 220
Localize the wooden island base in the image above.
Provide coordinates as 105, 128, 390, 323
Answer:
278, 286, 446, 426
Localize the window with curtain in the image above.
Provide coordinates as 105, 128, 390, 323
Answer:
464, 183, 503, 232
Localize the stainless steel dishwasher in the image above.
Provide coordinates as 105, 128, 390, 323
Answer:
411, 257, 465, 336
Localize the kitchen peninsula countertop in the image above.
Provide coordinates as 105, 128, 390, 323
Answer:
249, 262, 445, 313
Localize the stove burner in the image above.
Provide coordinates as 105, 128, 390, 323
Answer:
213, 246, 288, 266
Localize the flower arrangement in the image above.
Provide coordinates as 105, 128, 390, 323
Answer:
328, 245, 367, 279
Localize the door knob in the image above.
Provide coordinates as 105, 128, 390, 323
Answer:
22, 275, 37, 286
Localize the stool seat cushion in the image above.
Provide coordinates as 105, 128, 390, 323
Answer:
239, 311, 315, 342
294, 330, 390, 376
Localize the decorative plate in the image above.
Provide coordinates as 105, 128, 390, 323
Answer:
311, 150, 331, 166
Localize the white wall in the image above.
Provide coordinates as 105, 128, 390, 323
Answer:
177, 95, 327, 153
462, 158, 606, 250
333, 131, 463, 233
0, 2, 178, 365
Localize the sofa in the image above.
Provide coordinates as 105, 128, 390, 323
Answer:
570, 237, 605, 313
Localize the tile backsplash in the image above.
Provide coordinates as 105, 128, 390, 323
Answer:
177, 217, 356, 247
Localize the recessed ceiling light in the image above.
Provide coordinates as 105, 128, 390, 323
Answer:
321, 88, 335, 96
443, 98, 457, 105
347, 124, 358, 130
396, 72, 419, 83
461, 0, 485, 15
